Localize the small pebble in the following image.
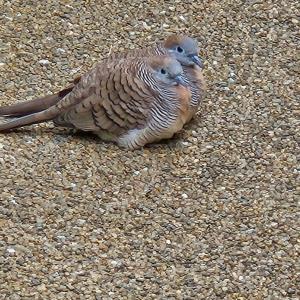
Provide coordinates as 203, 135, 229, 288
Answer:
38, 59, 50, 66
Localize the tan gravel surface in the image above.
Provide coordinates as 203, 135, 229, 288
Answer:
0, 1, 299, 299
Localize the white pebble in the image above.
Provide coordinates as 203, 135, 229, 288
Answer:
56, 48, 66, 54
57, 235, 66, 242
10, 198, 17, 205
110, 260, 122, 267
142, 22, 150, 30
77, 219, 86, 226
6, 247, 16, 255
38, 59, 50, 66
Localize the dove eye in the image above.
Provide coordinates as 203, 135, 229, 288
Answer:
160, 68, 166, 74
177, 46, 184, 53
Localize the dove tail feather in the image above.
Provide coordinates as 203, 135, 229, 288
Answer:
0, 86, 74, 117
0, 106, 60, 132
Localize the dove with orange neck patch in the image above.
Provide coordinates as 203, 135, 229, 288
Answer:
0, 56, 191, 149
0, 34, 205, 122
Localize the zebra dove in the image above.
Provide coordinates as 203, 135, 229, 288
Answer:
0, 56, 191, 149
109, 34, 206, 121
0, 34, 205, 121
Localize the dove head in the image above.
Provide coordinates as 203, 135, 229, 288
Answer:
147, 56, 186, 87
163, 34, 203, 68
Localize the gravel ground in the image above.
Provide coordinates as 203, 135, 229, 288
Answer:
0, 1, 299, 299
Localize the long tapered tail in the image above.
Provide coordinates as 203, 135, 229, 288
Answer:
0, 94, 61, 117
0, 76, 81, 117
0, 105, 62, 132
0, 74, 86, 132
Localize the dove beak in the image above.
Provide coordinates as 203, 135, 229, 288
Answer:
189, 54, 204, 68
174, 75, 187, 87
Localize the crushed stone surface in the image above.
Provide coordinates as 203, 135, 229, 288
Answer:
0, 0, 299, 299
